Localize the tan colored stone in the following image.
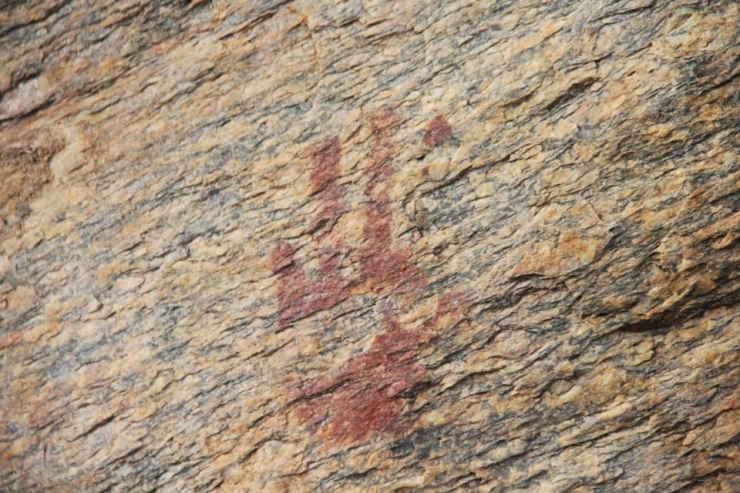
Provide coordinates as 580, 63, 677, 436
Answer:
2, 1, 740, 492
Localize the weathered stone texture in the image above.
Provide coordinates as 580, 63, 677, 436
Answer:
1, 0, 739, 491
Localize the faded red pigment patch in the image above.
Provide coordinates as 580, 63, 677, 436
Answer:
275, 108, 468, 444
360, 108, 424, 292
270, 243, 350, 331
423, 115, 453, 147
293, 294, 468, 443
270, 240, 310, 330
270, 138, 351, 330
310, 137, 343, 235
421, 291, 469, 331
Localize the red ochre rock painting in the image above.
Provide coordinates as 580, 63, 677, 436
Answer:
269, 136, 350, 331
360, 108, 426, 293
269, 239, 349, 331
423, 115, 453, 147
293, 292, 467, 443
309, 137, 343, 235
271, 109, 465, 443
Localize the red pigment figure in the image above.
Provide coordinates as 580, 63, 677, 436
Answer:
294, 292, 467, 442
423, 115, 453, 147
272, 109, 464, 443
269, 240, 310, 330
310, 137, 343, 235
360, 107, 425, 293
269, 138, 349, 330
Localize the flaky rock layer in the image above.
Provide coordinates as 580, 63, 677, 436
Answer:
1, 1, 739, 491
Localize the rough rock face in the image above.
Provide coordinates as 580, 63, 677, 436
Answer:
1, 1, 739, 491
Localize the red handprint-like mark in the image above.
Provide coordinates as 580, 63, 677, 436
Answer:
270, 137, 350, 331
272, 108, 466, 443
294, 292, 467, 443
360, 108, 425, 293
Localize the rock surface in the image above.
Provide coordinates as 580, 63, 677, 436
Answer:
2, 1, 740, 491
